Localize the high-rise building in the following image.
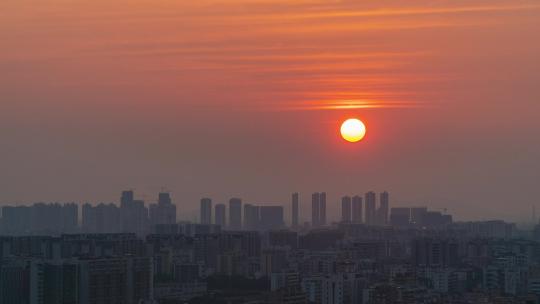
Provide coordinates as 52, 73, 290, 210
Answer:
365, 191, 376, 225
321, 274, 364, 304
200, 198, 212, 224
0, 258, 30, 303
311, 192, 327, 227
1, 256, 152, 304
2, 203, 78, 235
269, 230, 298, 249
11, 203, 78, 235
270, 271, 301, 291
320, 192, 327, 226
158, 192, 171, 205
377, 191, 389, 226
219, 231, 261, 258
291, 193, 299, 228
42, 261, 79, 304
534, 221, 540, 242
244, 204, 260, 230
390, 207, 411, 227
121, 190, 134, 206
82, 203, 96, 232
101, 203, 121, 233
352, 195, 363, 223
259, 206, 285, 231
341, 196, 352, 223
229, 198, 242, 230
411, 207, 428, 226
82, 203, 121, 233
61, 203, 79, 233
311, 193, 320, 228
302, 277, 323, 304
261, 247, 289, 276
424, 211, 452, 228
214, 204, 226, 228
0, 206, 32, 235
412, 238, 459, 267
78, 256, 153, 304
120, 191, 149, 236
149, 192, 176, 228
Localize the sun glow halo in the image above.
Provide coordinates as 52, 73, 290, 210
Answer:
340, 118, 366, 143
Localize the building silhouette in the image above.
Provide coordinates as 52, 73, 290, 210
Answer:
320, 192, 327, 226
352, 195, 363, 223
200, 198, 212, 224
229, 198, 242, 230
411, 207, 428, 226
1, 203, 78, 235
78, 256, 153, 303
311, 193, 320, 228
214, 203, 226, 228
365, 191, 376, 225
82, 203, 121, 233
311, 192, 327, 227
341, 196, 352, 223
412, 238, 459, 267
377, 191, 389, 226
269, 230, 298, 249
244, 204, 260, 230
291, 193, 299, 229
259, 206, 285, 231
149, 192, 176, 228
0, 189, 535, 304
121, 190, 134, 206
120, 190, 149, 236
390, 207, 411, 227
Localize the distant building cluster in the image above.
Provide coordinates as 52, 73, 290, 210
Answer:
0, 191, 177, 236
339, 191, 389, 226
0, 190, 539, 304
1, 190, 451, 236
198, 198, 286, 232
1, 203, 78, 235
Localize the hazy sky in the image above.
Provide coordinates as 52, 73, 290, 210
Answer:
1, 0, 539, 223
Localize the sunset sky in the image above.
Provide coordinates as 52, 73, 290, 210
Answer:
1, 0, 539, 222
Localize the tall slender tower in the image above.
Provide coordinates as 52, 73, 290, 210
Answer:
319, 192, 327, 226
378, 191, 389, 225
244, 204, 260, 230
215, 204, 226, 228
229, 198, 242, 230
292, 193, 299, 228
150, 192, 176, 227
311, 192, 320, 228
341, 196, 352, 223
200, 198, 212, 224
120, 190, 134, 207
365, 191, 376, 225
352, 195, 363, 223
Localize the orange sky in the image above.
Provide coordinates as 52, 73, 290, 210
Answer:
1, 0, 539, 222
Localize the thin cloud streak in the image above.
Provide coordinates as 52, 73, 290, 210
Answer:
247, 3, 540, 21
264, 103, 423, 112
2, 0, 534, 113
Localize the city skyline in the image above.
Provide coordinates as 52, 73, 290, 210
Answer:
2, 190, 539, 226
1, 0, 540, 223
0, 188, 488, 238
4, 189, 535, 228
2, 1, 540, 303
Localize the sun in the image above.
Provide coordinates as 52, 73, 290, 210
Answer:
340, 118, 366, 143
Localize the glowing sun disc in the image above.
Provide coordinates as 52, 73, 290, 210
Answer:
340, 118, 366, 142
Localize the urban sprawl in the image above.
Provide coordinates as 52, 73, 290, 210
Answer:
1, 190, 540, 304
